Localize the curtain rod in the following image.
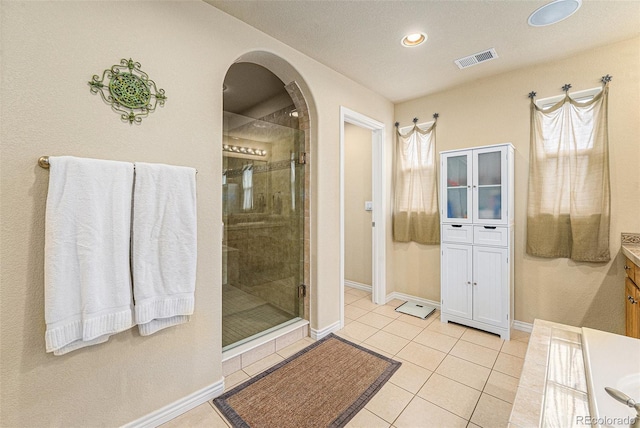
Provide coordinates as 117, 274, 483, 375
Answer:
528, 74, 612, 99
38, 156, 198, 173
395, 113, 439, 128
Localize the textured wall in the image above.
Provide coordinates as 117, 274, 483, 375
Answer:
344, 123, 373, 285
0, 1, 394, 426
393, 37, 640, 333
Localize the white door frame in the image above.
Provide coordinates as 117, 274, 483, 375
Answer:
339, 106, 386, 328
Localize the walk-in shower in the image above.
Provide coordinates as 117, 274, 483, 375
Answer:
222, 108, 305, 350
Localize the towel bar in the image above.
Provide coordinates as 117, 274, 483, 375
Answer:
38, 156, 197, 173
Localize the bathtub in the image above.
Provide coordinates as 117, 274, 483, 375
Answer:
582, 327, 640, 427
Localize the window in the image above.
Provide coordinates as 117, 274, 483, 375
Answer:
393, 121, 439, 244
527, 85, 611, 262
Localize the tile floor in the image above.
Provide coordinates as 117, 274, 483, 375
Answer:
162, 287, 531, 428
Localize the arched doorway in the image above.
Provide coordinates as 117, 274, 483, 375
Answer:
221, 57, 312, 351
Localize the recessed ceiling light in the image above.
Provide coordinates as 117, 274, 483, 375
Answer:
528, 0, 582, 27
401, 32, 427, 47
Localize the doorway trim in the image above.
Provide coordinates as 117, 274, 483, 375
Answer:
339, 107, 386, 329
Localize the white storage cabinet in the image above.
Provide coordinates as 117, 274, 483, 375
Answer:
440, 143, 514, 340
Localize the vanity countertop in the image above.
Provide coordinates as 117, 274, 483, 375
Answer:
622, 244, 640, 266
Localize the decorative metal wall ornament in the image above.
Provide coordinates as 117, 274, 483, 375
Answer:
88, 58, 167, 124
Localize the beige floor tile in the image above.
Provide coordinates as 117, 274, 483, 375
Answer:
338, 320, 379, 342
242, 352, 284, 377
364, 330, 410, 355
364, 381, 414, 424
351, 298, 379, 312
345, 292, 363, 305
435, 355, 491, 391
412, 329, 459, 353
386, 298, 405, 307
501, 339, 529, 358
389, 358, 433, 394
334, 329, 362, 344
276, 337, 314, 359
357, 341, 395, 359
417, 373, 481, 420
345, 305, 369, 320
494, 353, 525, 378
461, 328, 504, 351
484, 370, 519, 404
346, 288, 371, 298
382, 319, 424, 340
372, 305, 404, 319
426, 319, 467, 338
395, 341, 446, 371
396, 313, 437, 328
394, 396, 467, 428
470, 393, 513, 428
449, 340, 499, 368
511, 329, 531, 343
359, 312, 396, 329
224, 370, 250, 390
346, 409, 390, 428
161, 402, 229, 428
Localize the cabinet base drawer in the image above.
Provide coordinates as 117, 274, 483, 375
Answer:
474, 226, 508, 246
442, 224, 473, 244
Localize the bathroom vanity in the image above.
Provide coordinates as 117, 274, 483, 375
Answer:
622, 233, 640, 339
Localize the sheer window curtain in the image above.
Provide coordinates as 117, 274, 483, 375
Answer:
393, 121, 439, 244
527, 84, 611, 262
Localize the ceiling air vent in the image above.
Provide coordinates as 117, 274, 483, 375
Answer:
454, 48, 498, 70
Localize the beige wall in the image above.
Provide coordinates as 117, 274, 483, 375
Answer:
0, 2, 394, 426
344, 123, 373, 285
393, 36, 640, 333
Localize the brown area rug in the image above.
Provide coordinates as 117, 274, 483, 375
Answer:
213, 333, 401, 428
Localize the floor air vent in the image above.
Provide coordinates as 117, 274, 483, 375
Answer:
454, 48, 498, 69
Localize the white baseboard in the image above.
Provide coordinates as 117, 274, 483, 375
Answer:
310, 320, 341, 340
344, 280, 372, 292
122, 378, 225, 428
512, 320, 533, 333
386, 292, 441, 309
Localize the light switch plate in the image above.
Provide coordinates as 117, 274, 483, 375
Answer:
364, 201, 373, 211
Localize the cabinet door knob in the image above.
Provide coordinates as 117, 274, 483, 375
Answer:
467, 281, 471, 284
624, 265, 630, 270
473, 282, 477, 285
629, 295, 638, 304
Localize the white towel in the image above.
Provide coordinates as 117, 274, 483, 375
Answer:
132, 162, 197, 336
44, 156, 135, 355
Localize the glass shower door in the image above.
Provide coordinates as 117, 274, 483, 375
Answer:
221, 111, 305, 350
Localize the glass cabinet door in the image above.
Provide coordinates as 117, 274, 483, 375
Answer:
442, 150, 473, 223
473, 146, 507, 224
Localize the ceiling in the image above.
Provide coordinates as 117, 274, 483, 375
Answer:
205, 0, 640, 103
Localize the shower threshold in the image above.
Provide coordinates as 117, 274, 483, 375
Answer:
222, 317, 309, 361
